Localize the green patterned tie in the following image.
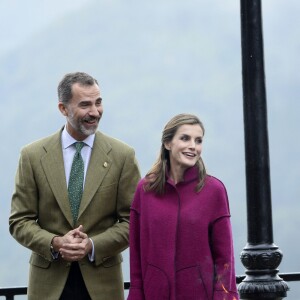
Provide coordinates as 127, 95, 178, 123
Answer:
68, 142, 85, 223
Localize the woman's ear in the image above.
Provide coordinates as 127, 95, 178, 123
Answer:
164, 142, 171, 151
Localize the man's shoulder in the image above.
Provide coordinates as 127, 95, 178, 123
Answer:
22, 129, 62, 152
95, 131, 133, 151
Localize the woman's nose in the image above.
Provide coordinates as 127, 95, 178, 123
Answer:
189, 140, 196, 148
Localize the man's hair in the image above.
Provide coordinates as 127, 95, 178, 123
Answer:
57, 72, 98, 104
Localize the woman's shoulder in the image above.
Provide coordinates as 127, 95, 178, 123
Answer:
131, 177, 160, 209
204, 175, 230, 214
131, 178, 147, 209
136, 177, 147, 190
205, 175, 227, 191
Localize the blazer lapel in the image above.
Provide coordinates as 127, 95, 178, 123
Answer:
77, 132, 112, 219
41, 129, 74, 227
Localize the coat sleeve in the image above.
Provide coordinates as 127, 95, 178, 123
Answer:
9, 147, 56, 261
211, 217, 239, 300
210, 181, 239, 300
127, 183, 145, 300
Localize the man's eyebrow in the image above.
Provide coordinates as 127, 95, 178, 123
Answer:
79, 97, 102, 104
79, 100, 92, 105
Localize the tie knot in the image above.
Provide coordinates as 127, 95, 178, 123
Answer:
75, 142, 85, 153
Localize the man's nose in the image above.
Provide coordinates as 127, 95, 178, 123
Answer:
89, 105, 101, 116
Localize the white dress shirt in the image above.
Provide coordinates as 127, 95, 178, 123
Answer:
61, 126, 95, 187
60, 126, 96, 261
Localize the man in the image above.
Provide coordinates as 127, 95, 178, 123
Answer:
9, 72, 141, 300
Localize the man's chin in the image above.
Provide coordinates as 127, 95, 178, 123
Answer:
80, 125, 98, 136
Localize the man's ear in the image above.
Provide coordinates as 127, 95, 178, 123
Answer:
58, 102, 68, 116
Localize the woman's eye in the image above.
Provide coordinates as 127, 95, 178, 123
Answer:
181, 136, 189, 141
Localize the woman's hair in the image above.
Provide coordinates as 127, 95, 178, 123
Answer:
144, 113, 207, 195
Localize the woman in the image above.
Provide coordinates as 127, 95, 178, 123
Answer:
128, 113, 239, 300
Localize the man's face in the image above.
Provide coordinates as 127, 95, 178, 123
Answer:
59, 83, 103, 140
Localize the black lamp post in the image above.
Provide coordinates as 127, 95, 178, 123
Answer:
238, 1, 289, 299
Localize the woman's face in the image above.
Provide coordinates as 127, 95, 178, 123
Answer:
164, 124, 204, 174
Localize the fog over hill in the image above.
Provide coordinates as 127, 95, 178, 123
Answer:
1, 0, 299, 298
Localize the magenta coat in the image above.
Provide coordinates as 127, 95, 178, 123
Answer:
127, 166, 239, 300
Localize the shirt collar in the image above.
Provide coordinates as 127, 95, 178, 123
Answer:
166, 165, 199, 185
61, 125, 95, 149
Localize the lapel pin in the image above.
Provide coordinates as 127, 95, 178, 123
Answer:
103, 162, 108, 168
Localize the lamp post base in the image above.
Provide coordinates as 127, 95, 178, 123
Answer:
238, 244, 289, 299
239, 278, 289, 299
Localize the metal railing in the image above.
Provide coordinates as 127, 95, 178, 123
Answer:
236, 272, 300, 284
1, 274, 300, 300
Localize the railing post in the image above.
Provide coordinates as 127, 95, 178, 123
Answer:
238, 1, 289, 299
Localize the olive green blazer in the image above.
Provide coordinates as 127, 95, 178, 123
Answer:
9, 128, 140, 300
